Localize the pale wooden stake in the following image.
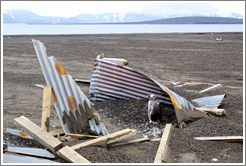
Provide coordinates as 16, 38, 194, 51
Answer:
41, 85, 51, 132
66, 133, 98, 139
199, 84, 223, 93
56, 146, 90, 163
154, 124, 173, 163
194, 136, 243, 143
71, 129, 136, 150
34, 84, 44, 88
14, 116, 63, 153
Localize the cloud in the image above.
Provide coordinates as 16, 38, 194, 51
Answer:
2, 1, 244, 18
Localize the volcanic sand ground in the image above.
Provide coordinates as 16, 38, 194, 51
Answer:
2, 33, 243, 163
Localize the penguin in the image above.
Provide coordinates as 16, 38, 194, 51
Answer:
147, 94, 161, 124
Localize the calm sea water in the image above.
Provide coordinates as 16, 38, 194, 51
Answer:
3, 23, 243, 35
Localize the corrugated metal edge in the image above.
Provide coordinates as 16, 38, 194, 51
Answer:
32, 39, 108, 135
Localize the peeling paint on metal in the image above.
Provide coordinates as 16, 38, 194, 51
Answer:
32, 39, 108, 135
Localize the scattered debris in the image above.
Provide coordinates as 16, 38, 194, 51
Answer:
216, 38, 223, 41
34, 84, 45, 88
154, 124, 173, 163
199, 84, 223, 93
3, 143, 8, 152
194, 136, 243, 143
65, 133, 98, 139
195, 107, 226, 116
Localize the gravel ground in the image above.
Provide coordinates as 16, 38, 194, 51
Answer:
3, 33, 243, 163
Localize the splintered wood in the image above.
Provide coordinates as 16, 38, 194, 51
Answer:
71, 128, 137, 150
41, 85, 51, 132
154, 124, 173, 163
195, 107, 226, 116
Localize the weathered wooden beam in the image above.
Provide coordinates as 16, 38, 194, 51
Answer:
199, 84, 223, 93
71, 128, 136, 150
56, 146, 90, 163
41, 85, 51, 132
14, 116, 63, 153
194, 136, 243, 143
154, 124, 173, 163
195, 107, 226, 116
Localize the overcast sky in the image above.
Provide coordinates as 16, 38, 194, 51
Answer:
2, 1, 245, 18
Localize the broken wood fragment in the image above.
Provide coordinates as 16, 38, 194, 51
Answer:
74, 79, 91, 84
174, 82, 205, 88
41, 85, 51, 132
71, 128, 136, 150
56, 146, 91, 163
194, 136, 243, 143
154, 124, 173, 163
48, 129, 64, 137
195, 107, 226, 116
199, 84, 223, 93
14, 116, 63, 153
34, 84, 44, 88
65, 133, 98, 139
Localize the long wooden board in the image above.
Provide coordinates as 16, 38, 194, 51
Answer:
154, 124, 173, 163
71, 128, 136, 150
14, 116, 63, 153
194, 136, 243, 143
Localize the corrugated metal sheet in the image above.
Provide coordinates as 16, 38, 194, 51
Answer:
32, 39, 108, 135
90, 55, 209, 123
7, 147, 56, 159
192, 94, 226, 108
3, 128, 32, 139
3, 152, 58, 163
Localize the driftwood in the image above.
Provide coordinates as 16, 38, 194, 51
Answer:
154, 124, 173, 163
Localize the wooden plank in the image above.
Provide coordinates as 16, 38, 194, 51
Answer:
195, 107, 226, 116
154, 124, 173, 163
41, 85, 51, 132
56, 146, 90, 163
71, 128, 136, 150
110, 137, 150, 147
199, 84, 223, 93
66, 133, 98, 139
194, 136, 243, 143
14, 116, 63, 153
74, 79, 91, 84
48, 129, 64, 137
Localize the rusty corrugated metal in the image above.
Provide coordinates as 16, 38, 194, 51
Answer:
32, 39, 108, 135
90, 55, 210, 123
3, 128, 32, 139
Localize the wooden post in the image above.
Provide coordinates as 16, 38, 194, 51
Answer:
71, 129, 136, 150
41, 85, 52, 132
154, 124, 173, 163
14, 116, 63, 153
